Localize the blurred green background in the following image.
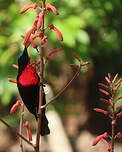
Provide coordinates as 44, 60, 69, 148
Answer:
0, 0, 122, 151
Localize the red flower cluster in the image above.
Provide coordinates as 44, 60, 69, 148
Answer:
93, 73, 122, 151
19, 2, 63, 52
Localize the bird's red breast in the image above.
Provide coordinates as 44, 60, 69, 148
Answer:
18, 63, 39, 86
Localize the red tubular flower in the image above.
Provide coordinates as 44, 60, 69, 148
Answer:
33, 16, 39, 27
118, 95, 122, 100
10, 100, 21, 114
22, 35, 31, 48
112, 73, 119, 84
98, 83, 109, 90
70, 64, 79, 69
41, 36, 48, 45
105, 76, 111, 84
30, 39, 38, 48
20, 3, 37, 14
94, 108, 109, 115
49, 24, 63, 41
22, 32, 42, 48
108, 73, 112, 81
80, 62, 89, 66
24, 26, 37, 47
117, 132, 122, 139
100, 98, 111, 104
92, 132, 108, 146
117, 111, 122, 118
73, 54, 81, 62
37, 12, 44, 28
115, 78, 122, 86
99, 89, 110, 97
12, 64, 19, 69
8, 78, 17, 84
116, 104, 122, 110
31, 32, 42, 40
24, 121, 32, 141
46, 48, 62, 60
114, 83, 121, 91
46, 3, 59, 15
101, 139, 111, 152
32, 3, 37, 9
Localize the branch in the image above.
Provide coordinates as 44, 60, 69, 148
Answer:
0, 117, 36, 150
19, 102, 24, 152
35, 0, 45, 152
41, 65, 81, 109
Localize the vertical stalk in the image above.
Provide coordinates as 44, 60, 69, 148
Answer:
35, 0, 45, 151
111, 102, 115, 152
111, 86, 116, 152
19, 102, 24, 152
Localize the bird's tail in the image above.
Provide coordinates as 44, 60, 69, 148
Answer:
40, 111, 50, 136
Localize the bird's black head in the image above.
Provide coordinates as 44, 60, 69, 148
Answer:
18, 47, 29, 73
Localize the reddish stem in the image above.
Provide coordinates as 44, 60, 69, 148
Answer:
35, 0, 45, 152
110, 84, 116, 152
0, 117, 35, 149
19, 102, 24, 152
41, 65, 81, 109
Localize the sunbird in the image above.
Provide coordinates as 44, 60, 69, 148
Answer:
17, 47, 50, 136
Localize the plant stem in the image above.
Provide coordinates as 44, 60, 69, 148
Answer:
35, 0, 45, 151
41, 66, 81, 109
19, 102, 24, 152
0, 117, 35, 149
111, 84, 116, 152
111, 101, 116, 152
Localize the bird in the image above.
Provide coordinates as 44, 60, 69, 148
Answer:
17, 47, 50, 136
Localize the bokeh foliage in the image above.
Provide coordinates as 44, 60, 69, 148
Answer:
0, 0, 122, 106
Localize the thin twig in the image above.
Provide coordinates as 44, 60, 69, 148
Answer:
0, 117, 36, 149
19, 102, 24, 152
41, 65, 81, 109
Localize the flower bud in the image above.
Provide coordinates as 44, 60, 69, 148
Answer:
105, 76, 111, 84
80, 62, 89, 66
24, 26, 37, 46
99, 89, 110, 97
73, 54, 81, 62
70, 64, 79, 69
12, 64, 19, 69
112, 73, 119, 84
116, 104, 122, 110
8, 78, 17, 84
37, 12, 44, 28
98, 83, 109, 90
10, 100, 21, 114
94, 108, 109, 115
20, 3, 37, 14
118, 95, 122, 100
117, 132, 122, 139
100, 98, 111, 104
46, 3, 59, 15
49, 24, 63, 41
46, 48, 62, 60
92, 132, 108, 146
117, 111, 122, 118
24, 121, 32, 141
